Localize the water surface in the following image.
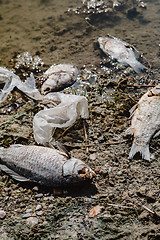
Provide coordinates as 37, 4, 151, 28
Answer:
0, 0, 159, 80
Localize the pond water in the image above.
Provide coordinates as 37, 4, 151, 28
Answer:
0, 0, 159, 80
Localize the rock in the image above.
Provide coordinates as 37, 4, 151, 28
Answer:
36, 205, 42, 211
26, 209, 33, 213
22, 213, 32, 219
117, 171, 122, 176
32, 186, 39, 191
35, 193, 43, 198
89, 153, 97, 161
48, 204, 53, 209
102, 213, 113, 222
0, 210, 6, 219
26, 217, 38, 227
36, 211, 43, 216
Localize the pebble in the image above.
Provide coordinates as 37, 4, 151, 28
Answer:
0, 210, 6, 219
36, 205, 42, 211
26, 217, 38, 227
22, 213, 32, 219
117, 171, 122, 176
32, 186, 39, 191
89, 153, 97, 161
26, 209, 33, 213
35, 193, 43, 198
36, 211, 43, 216
48, 204, 53, 209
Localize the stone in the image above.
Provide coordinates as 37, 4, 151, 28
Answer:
26, 217, 38, 226
0, 210, 6, 219
22, 213, 32, 219
36, 211, 43, 216
36, 205, 42, 211
26, 209, 33, 213
89, 153, 97, 161
35, 193, 43, 198
32, 186, 39, 191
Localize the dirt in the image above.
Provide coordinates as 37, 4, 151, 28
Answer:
0, 0, 160, 239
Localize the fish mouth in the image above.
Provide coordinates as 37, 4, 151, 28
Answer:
78, 167, 96, 180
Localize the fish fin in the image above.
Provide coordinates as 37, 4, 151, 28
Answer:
125, 127, 133, 136
10, 144, 24, 148
129, 142, 150, 161
129, 104, 137, 118
0, 164, 30, 182
153, 130, 160, 139
55, 141, 71, 159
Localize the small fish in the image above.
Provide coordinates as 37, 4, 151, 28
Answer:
128, 84, 160, 161
41, 64, 79, 94
0, 145, 96, 187
98, 35, 145, 73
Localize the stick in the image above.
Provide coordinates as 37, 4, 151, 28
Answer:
142, 205, 155, 214
83, 119, 89, 154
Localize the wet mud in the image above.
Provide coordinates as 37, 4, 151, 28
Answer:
0, 0, 160, 239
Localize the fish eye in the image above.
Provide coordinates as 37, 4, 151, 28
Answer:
78, 168, 87, 175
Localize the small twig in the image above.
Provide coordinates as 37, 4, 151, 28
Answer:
83, 119, 89, 154
142, 205, 155, 214
85, 17, 95, 28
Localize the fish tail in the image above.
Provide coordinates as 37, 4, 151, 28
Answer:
129, 142, 150, 161
130, 61, 145, 74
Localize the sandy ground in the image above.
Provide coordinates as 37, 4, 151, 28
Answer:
0, 0, 160, 239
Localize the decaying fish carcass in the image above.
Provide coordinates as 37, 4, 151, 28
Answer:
41, 64, 79, 94
0, 145, 96, 187
98, 35, 145, 73
128, 84, 160, 161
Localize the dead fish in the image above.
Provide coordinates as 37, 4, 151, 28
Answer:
41, 64, 79, 94
98, 35, 145, 73
128, 84, 160, 161
0, 145, 96, 187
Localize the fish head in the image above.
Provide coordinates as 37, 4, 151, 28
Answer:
62, 158, 96, 183
41, 78, 58, 95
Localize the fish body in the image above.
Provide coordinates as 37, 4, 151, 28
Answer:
129, 84, 160, 161
98, 36, 144, 73
41, 64, 79, 94
0, 145, 95, 187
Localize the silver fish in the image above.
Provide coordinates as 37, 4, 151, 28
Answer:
128, 84, 160, 161
41, 64, 79, 94
98, 35, 145, 73
0, 145, 96, 187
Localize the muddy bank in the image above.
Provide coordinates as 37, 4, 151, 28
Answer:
0, 0, 160, 239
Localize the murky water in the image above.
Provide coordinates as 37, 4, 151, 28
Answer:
0, 0, 159, 80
